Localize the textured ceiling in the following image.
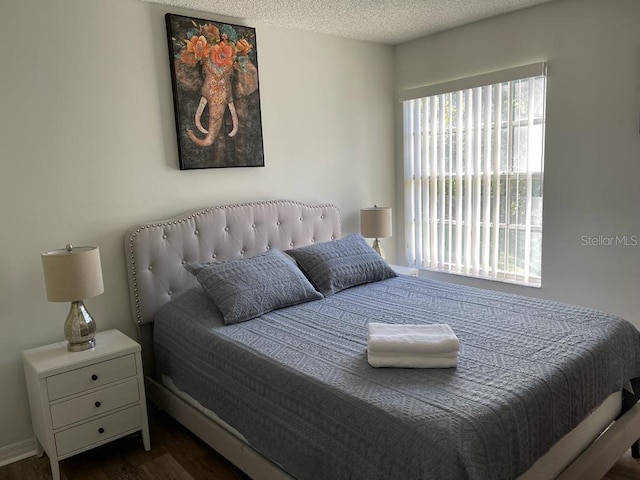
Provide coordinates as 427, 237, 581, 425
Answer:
142, 0, 554, 45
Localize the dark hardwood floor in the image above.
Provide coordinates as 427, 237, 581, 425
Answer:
0, 409, 243, 480
1, 409, 639, 479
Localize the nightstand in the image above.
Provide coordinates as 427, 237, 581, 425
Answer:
23, 329, 150, 480
389, 264, 419, 277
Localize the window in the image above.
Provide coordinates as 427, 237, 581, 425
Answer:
401, 63, 547, 286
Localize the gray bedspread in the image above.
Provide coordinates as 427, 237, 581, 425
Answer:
153, 275, 640, 480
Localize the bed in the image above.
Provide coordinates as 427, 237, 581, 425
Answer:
125, 199, 640, 480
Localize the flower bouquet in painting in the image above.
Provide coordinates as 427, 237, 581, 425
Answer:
166, 14, 264, 169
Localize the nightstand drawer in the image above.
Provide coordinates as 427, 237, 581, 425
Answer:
50, 378, 140, 429
55, 404, 142, 457
47, 354, 136, 401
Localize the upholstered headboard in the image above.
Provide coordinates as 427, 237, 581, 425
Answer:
124, 200, 341, 327
125, 200, 341, 376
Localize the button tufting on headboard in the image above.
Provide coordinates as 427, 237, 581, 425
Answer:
124, 200, 341, 327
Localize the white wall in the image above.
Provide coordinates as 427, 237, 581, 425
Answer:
394, 0, 640, 327
0, 0, 394, 449
3, 0, 638, 459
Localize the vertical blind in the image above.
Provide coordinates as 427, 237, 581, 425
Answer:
402, 63, 547, 286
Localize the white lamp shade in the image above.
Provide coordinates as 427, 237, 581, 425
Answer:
360, 206, 392, 239
41, 246, 104, 302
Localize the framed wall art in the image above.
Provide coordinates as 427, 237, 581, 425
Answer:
165, 13, 264, 170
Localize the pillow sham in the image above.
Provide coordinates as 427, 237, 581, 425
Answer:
287, 233, 397, 297
184, 261, 214, 277
188, 249, 323, 325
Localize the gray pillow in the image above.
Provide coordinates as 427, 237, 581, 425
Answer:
184, 261, 215, 277
287, 233, 397, 296
189, 249, 323, 325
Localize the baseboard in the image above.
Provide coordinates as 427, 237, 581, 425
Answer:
0, 438, 37, 468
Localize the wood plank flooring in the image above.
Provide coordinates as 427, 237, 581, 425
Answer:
0, 409, 243, 480
1, 409, 639, 479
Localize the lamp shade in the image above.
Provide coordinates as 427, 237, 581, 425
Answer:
41, 245, 104, 302
360, 206, 392, 239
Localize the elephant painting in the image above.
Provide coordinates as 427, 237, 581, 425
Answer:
166, 14, 264, 169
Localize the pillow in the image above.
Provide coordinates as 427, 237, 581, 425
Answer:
287, 233, 397, 296
189, 249, 323, 325
184, 261, 215, 277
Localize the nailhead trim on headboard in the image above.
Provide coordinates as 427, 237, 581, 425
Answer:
124, 200, 341, 326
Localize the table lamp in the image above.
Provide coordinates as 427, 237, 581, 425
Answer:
360, 205, 392, 259
41, 244, 104, 352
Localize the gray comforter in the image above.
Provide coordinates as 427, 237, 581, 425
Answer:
153, 275, 640, 480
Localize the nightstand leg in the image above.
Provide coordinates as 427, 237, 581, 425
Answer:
142, 426, 151, 451
49, 458, 61, 480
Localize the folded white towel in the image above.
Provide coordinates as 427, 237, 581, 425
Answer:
367, 323, 460, 355
368, 351, 458, 369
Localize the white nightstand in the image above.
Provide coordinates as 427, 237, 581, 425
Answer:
23, 329, 150, 480
389, 264, 419, 277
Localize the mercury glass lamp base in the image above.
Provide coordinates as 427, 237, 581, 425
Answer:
64, 300, 97, 352
67, 338, 96, 352
372, 238, 385, 259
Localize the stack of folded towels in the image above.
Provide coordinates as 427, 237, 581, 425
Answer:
367, 322, 460, 368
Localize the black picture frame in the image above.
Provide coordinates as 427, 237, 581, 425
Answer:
165, 13, 265, 170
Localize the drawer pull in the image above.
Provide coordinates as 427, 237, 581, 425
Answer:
95, 401, 102, 408
91, 374, 98, 381
98, 427, 105, 434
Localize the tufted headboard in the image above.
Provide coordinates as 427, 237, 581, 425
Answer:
125, 200, 341, 376
124, 200, 341, 328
